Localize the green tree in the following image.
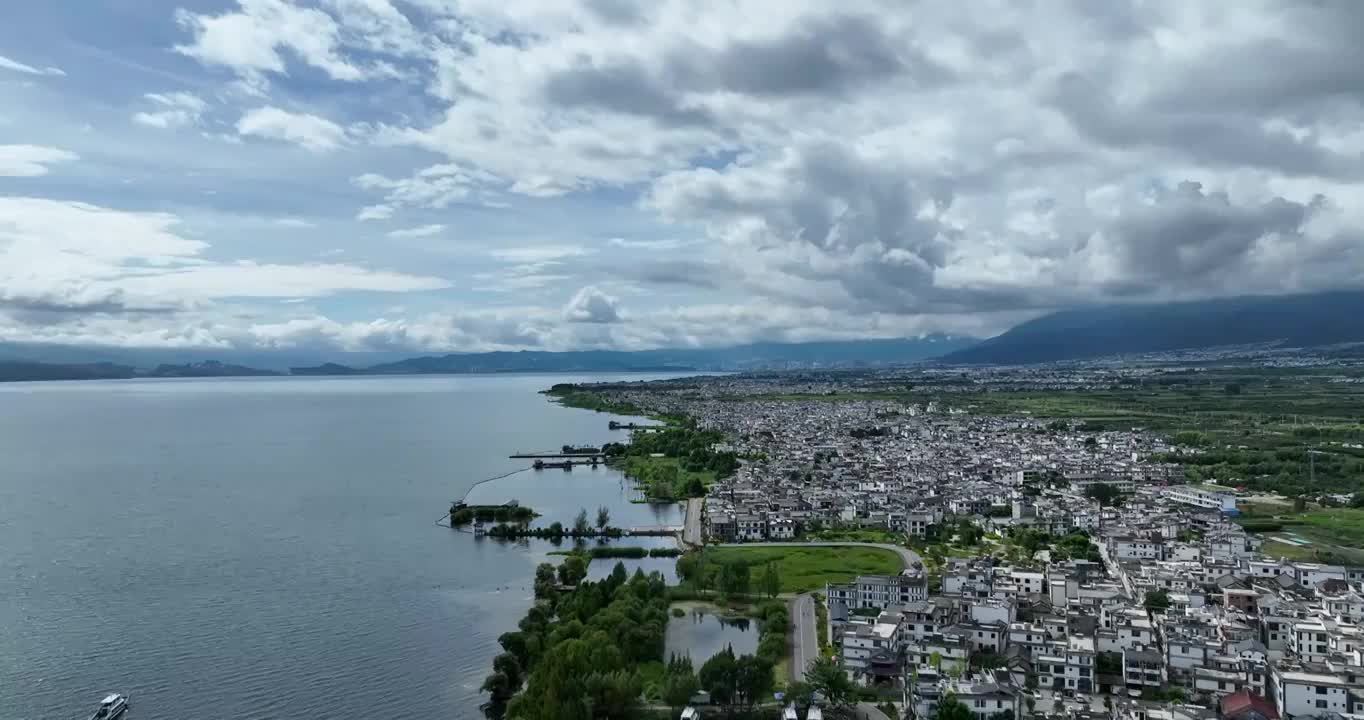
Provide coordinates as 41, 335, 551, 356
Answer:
806, 656, 854, 708
533, 562, 558, 601
761, 562, 782, 598
734, 654, 775, 708
675, 552, 700, 583
933, 693, 974, 720
699, 646, 738, 706
492, 652, 523, 690
573, 508, 592, 535
596, 505, 611, 530
481, 671, 514, 719
1144, 589, 1171, 613
498, 631, 531, 668
784, 681, 815, 712
719, 561, 751, 597
661, 655, 699, 713
559, 555, 588, 586
1084, 482, 1124, 508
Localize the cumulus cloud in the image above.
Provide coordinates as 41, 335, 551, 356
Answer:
6, 1, 1364, 353
0, 145, 78, 177
236, 106, 347, 151
175, 0, 369, 83
563, 285, 622, 323
0, 197, 449, 334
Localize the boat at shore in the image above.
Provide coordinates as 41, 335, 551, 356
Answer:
88, 693, 129, 720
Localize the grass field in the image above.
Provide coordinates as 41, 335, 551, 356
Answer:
1260, 539, 1318, 561
1239, 508, 1364, 562
704, 546, 902, 593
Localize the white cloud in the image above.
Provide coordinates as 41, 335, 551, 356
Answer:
563, 285, 621, 323
236, 106, 347, 151
352, 163, 502, 218
175, 0, 366, 83
274, 217, 316, 228
356, 204, 395, 221
133, 92, 209, 129
608, 237, 693, 251
0, 197, 449, 325
386, 223, 445, 238
0, 54, 64, 77
0, 145, 79, 177
488, 245, 590, 263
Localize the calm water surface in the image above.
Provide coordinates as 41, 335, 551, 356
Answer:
0, 375, 684, 720
664, 608, 759, 666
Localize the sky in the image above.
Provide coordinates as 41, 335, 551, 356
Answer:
1, 0, 1361, 354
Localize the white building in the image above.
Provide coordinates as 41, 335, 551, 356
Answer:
1164, 485, 1238, 513
1270, 664, 1364, 718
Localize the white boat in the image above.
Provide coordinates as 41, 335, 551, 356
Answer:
88, 693, 129, 720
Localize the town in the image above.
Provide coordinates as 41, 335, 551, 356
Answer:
539, 367, 1364, 720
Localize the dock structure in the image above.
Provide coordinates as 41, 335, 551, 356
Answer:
532, 458, 602, 470
608, 421, 665, 431
510, 452, 606, 460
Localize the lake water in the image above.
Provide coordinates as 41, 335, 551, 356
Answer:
664, 607, 759, 666
0, 374, 685, 720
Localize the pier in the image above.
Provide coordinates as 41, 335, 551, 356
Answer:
532, 458, 602, 470
510, 452, 606, 460
608, 421, 665, 431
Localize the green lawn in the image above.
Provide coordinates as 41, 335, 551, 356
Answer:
704, 546, 902, 593
1260, 540, 1317, 562
1298, 509, 1364, 546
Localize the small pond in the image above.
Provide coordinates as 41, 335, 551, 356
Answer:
664, 605, 760, 665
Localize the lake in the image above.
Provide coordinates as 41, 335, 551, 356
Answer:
0, 374, 684, 720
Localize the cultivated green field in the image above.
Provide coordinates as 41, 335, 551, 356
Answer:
703, 546, 902, 593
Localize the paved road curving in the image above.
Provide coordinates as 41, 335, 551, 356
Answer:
719, 541, 923, 685
712, 541, 922, 570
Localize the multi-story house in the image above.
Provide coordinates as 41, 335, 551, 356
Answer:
1270, 663, 1364, 718
1123, 647, 1164, 692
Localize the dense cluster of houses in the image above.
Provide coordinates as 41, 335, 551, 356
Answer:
582, 378, 1364, 719
818, 484, 1364, 720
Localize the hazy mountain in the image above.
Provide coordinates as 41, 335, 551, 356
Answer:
941, 291, 1364, 365
330, 336, 977, 375
0, 336, 976, 382
0, 361, 137, 382
146, 361, 281, 378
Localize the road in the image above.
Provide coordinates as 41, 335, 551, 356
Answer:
790, 592, 819, 682
768, 542, 922, 684
856, 702, 894, 720
712, 541, 922, 570
683, 497, 704, 546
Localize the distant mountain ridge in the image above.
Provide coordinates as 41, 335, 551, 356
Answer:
941, 291, 1364, 365
295, 336, 976, 375
0, 336, 976, 382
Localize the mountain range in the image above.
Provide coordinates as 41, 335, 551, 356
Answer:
5, 291, 1364, 382
941, 290, 1364, 364
0, 336, 974, 382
